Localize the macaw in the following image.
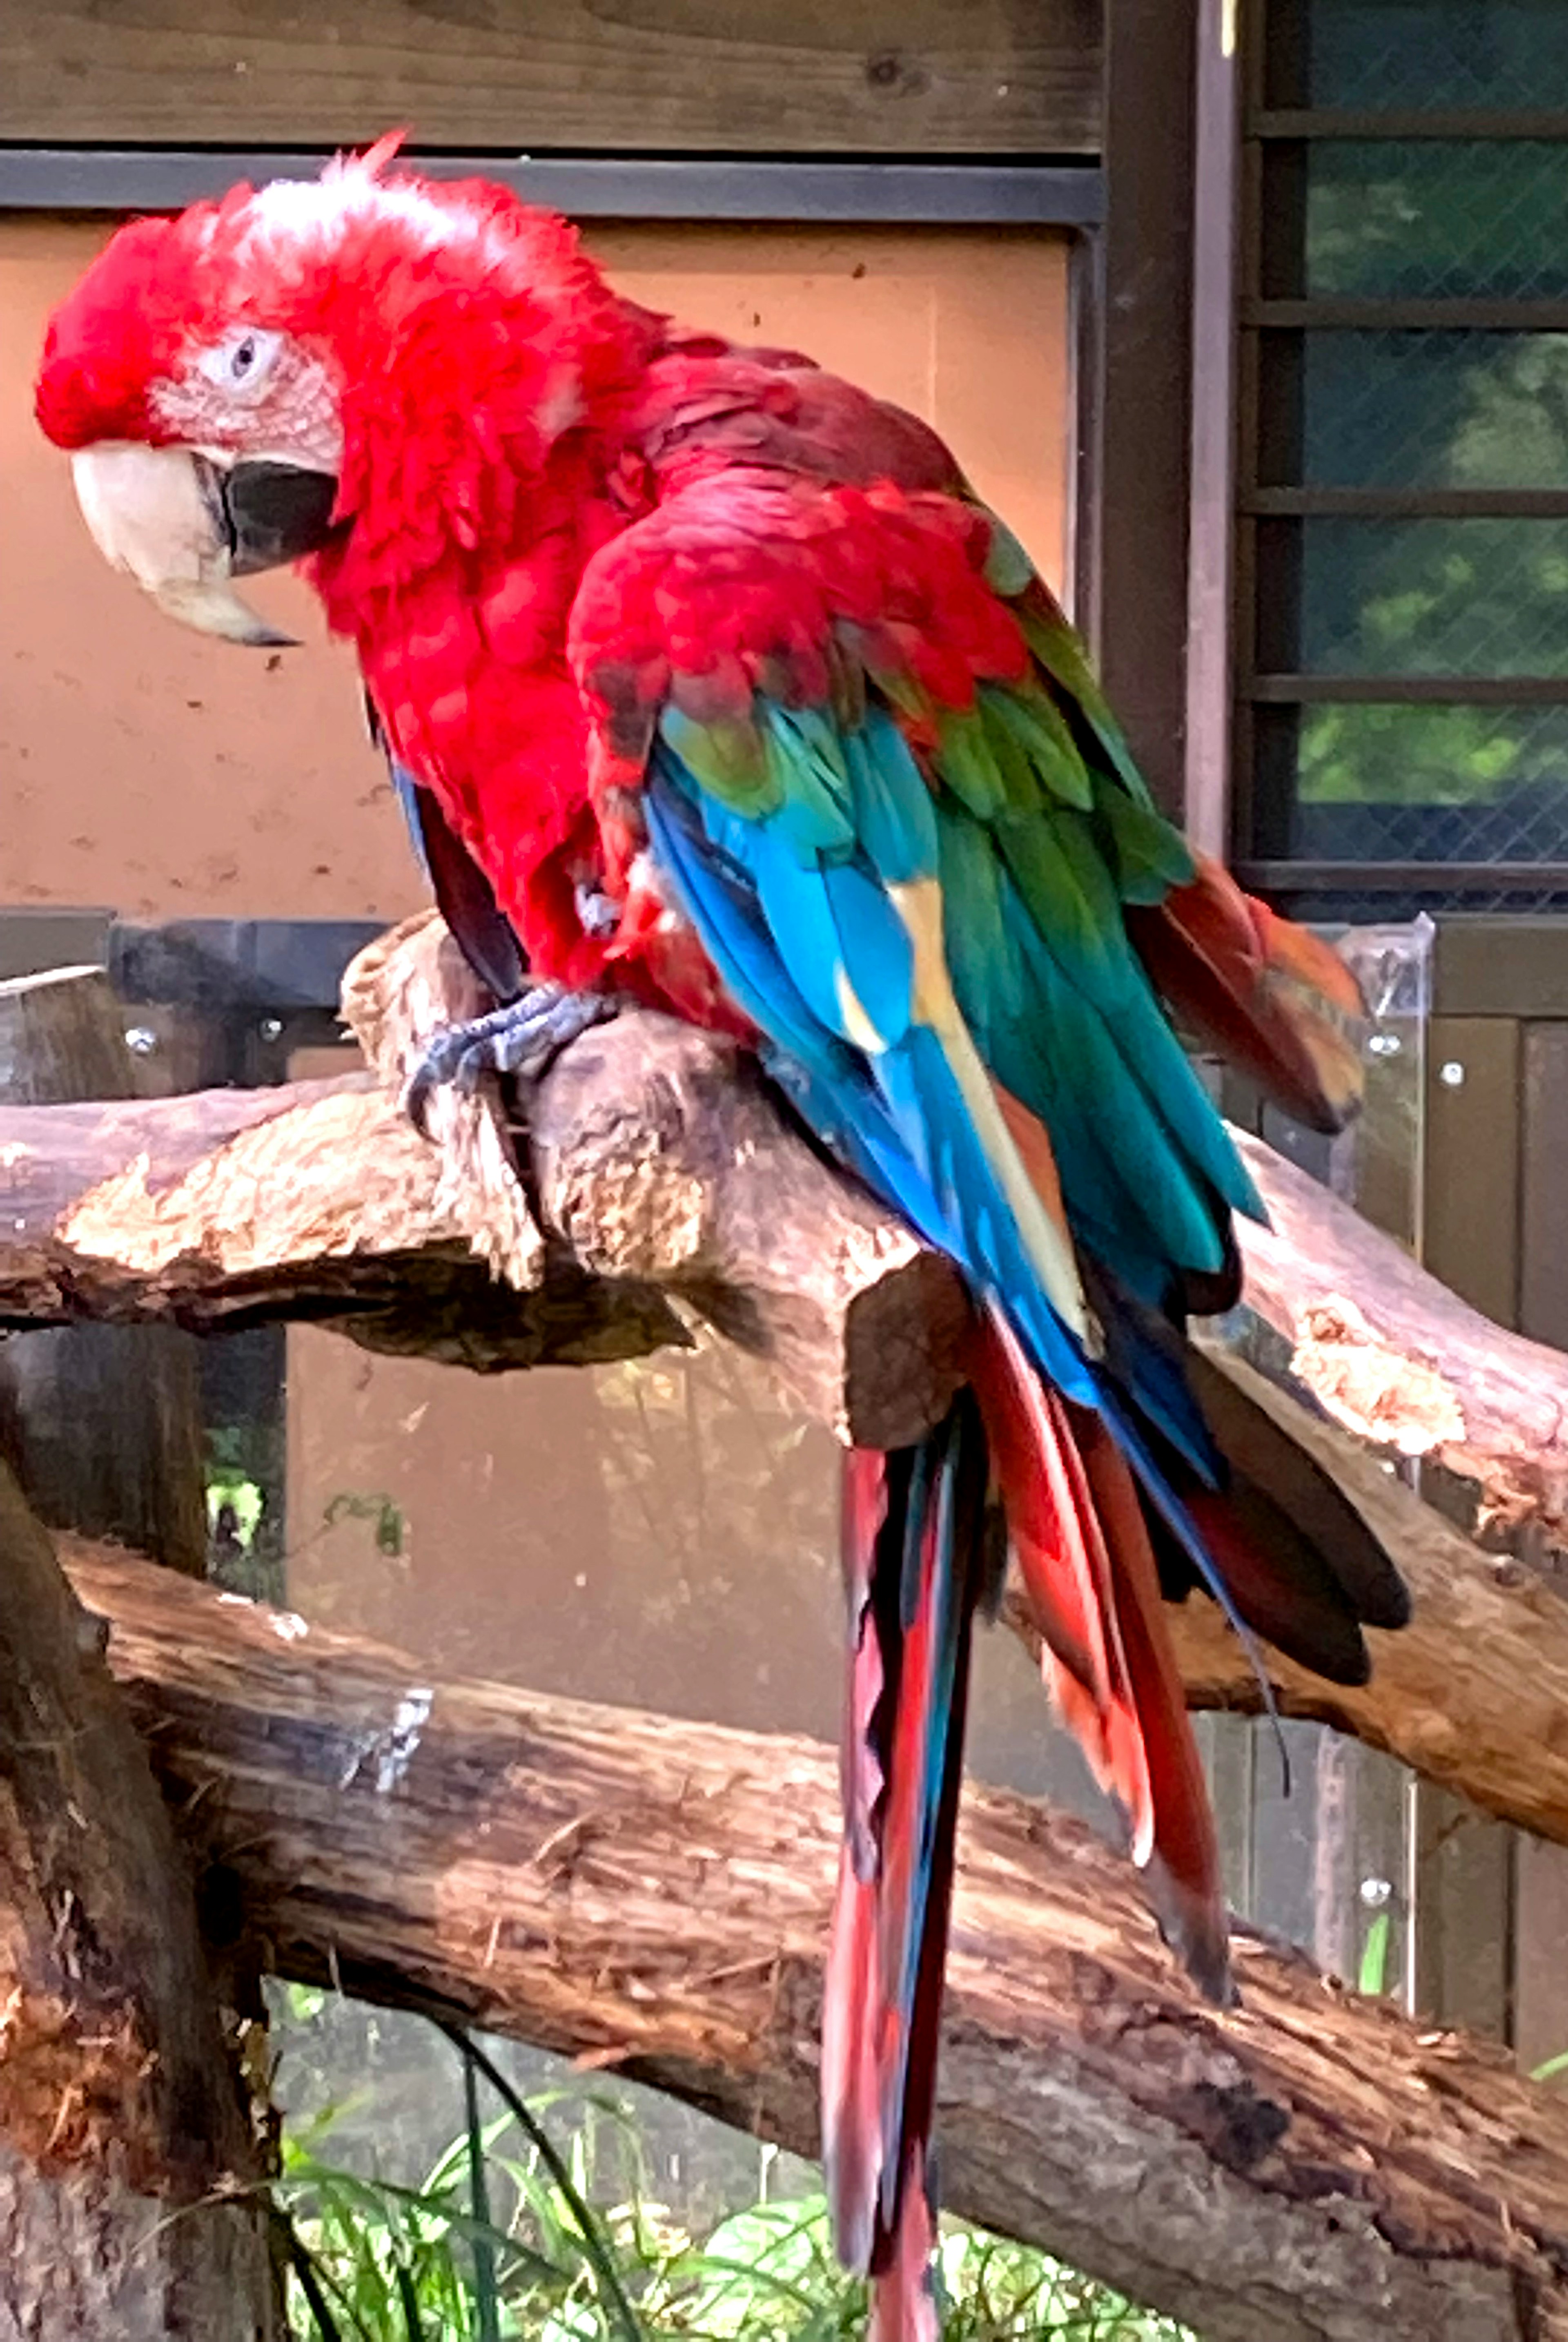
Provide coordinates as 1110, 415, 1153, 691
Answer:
37, 143, 1405, 2339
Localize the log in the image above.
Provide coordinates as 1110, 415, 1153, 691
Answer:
0, 1472, 272, 2340
0, 915, 973, 1448
1, 917, 1568, 1844
1229, 1123, 1568, 1556
0, 966, 272, 2336
70, 1538, 1568, 2342
0, 910, 1560, 1490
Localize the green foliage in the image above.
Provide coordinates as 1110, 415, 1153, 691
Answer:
1357, 1911, 1392, 1999
274, 2019, 1197, 2342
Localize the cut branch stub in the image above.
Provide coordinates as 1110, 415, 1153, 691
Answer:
344, 910, 972, 1445
530, 1012, 973, 1448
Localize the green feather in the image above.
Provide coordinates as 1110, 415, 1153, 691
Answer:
660, 707, 775, 811
936, 707, 1008, 821
986, 684, 1094, 812
1017, 603, 1152, 805
981, 511, 1038, 598
974, 691, 1044, 818
1094, 781, 1196, 903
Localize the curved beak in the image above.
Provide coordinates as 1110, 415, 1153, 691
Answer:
69, 443, 340, 648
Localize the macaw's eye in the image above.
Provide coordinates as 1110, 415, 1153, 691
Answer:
196, 327, 285, 397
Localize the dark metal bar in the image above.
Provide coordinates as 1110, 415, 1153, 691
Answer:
1067, 228, 1102, 631
1252, 109, 1568, 141
1237, 861, 1568, 893
1247, 297, 1568, 330
1091, 0, 1197, 818
1248, 675, 1568, 704
0, 147, 1106, 226
1247, 488, 1568, 519
1229, 0, 1272, 866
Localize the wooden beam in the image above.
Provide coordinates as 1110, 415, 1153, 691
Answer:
74, 1537, 1568, 2342
1091, 0, 1196, 816
0, 1469, 271, 2338
1, 0, 1101, 157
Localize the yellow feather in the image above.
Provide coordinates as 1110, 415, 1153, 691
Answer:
888, 879, 1098, 1350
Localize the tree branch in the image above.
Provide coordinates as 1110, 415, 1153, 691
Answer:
71, 1539, 1568, 2342
3, 914, 1568, 1845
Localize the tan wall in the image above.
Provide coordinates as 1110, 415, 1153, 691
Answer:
2, 215, 1071, 922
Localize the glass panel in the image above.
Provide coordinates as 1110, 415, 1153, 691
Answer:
1293, 702, 1568, 861
1289, 516, 1568, 674
1283, 330, 1568, 488
1304, 0, 1568, 111
1306, 143, 1568, 299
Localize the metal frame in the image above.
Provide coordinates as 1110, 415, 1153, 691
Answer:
1254, 109, 1568, 141
0, 147, 1105, 227
1247, 297, 1568, 329
1237, 859, 1568, 895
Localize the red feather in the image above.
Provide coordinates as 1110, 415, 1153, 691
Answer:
1128, 853, 1365, 1135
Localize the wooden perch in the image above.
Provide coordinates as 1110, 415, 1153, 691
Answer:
71, 1539, 1568, 2342
0, 908, 1563, 1491
3, 914, 1568, 1845
0, 915, 971, 1448
1229, 1122, 1568, 1552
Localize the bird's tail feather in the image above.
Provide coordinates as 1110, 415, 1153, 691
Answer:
969, 1305, 1232, 2000
823, 1398, 988, 2341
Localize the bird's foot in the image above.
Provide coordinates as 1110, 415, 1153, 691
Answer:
401, 982, 619, 1131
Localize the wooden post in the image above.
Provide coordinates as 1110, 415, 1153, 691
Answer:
0, 968, 206, 1575
0, 968, 272, 2340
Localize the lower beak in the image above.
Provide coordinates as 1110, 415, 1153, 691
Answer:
69, 443, 340, 648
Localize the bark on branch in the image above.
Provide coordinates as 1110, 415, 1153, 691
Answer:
71, 1539, 1568, 2342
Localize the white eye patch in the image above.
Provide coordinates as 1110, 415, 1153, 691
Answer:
193, 326, 286, 398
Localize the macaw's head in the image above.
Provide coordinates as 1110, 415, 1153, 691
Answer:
35, 136, 644, 645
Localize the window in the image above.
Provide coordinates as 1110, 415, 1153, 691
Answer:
1236, 0, 1568, 910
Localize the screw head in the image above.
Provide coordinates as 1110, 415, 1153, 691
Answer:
1439, 1059, 1466, 1088
258, 1016, 284, 1042
1367, 1031, 1402, 1058
1360, 1876, 1394, 1909
124, 1025, 157, 1057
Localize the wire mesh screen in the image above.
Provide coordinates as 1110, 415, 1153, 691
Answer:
1294, 707, 1568, 867
1289, 517, 1568, 677
1305, 143, 1568, 302
1297, 0, 1568, 110
1246, 0, 1568, 903
1286, 332, 1568, 492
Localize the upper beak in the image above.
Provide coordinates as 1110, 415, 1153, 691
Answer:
69, 443, 340, 648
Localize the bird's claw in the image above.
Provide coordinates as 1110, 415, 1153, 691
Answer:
574, 879, 621, 939
401, 983, 619, 1131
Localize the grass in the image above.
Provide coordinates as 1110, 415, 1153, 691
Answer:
273, 2016, 1196, 2342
